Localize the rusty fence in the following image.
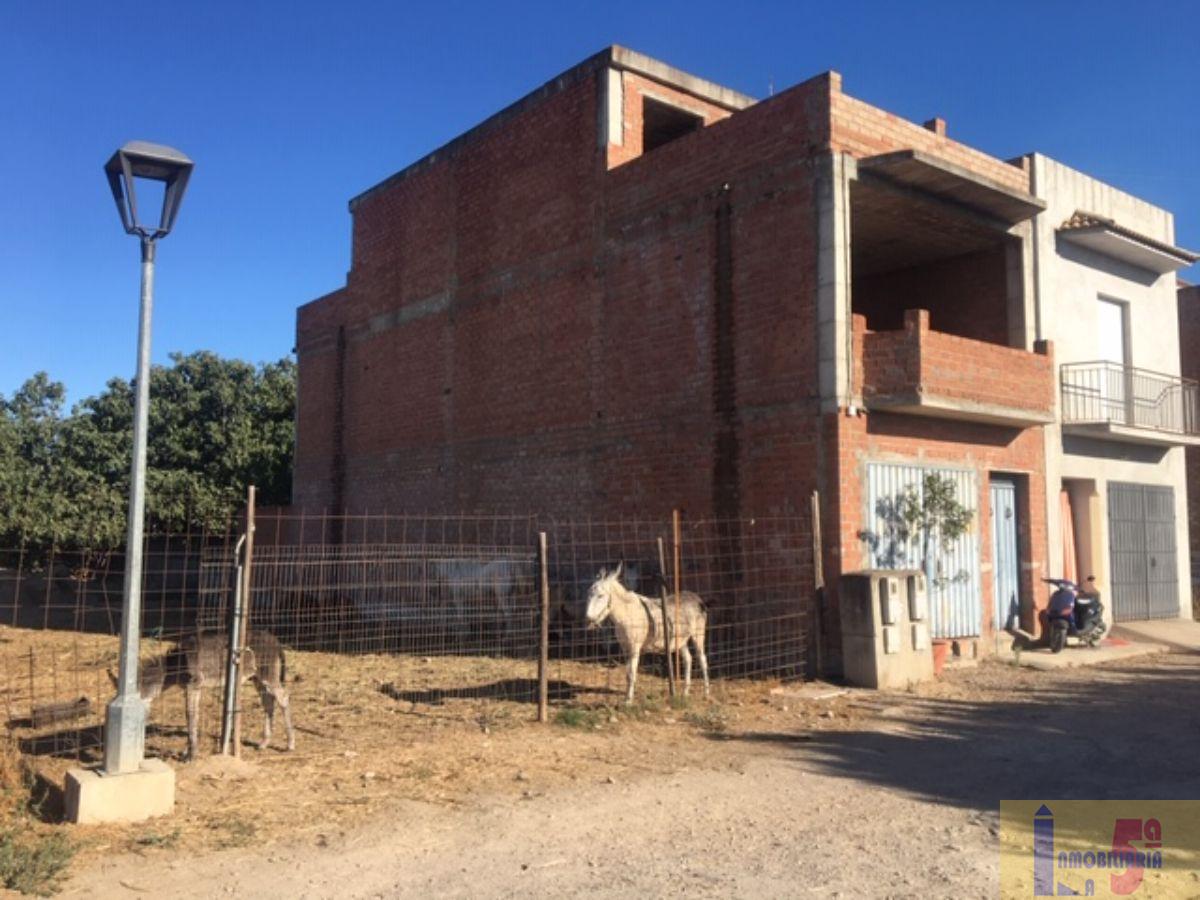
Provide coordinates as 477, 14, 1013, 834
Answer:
0, 508, 813, 766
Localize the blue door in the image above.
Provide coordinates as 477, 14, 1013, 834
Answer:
990, 478, 1019, 632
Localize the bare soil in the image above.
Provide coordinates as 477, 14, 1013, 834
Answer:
4, 629, 1199, 898
1, 626, 847, 867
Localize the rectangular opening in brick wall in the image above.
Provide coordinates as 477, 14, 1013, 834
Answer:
642, 97, 704, 153
851, 176, 1013, 346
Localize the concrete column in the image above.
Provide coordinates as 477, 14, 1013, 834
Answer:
1005, 223, 1037, 351
817, 152, 855, 412
598, 68, 624, 150
1169, 447, 1194, 618
1029, 154, 1066, 586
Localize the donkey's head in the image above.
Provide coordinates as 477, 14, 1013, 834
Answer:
107, 656, 168, 706
584, 563, 624, 629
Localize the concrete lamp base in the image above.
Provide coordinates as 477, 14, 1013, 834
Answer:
65, 760, 175, 824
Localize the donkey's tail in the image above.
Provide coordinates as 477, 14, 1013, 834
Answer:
280, 648, 288, 685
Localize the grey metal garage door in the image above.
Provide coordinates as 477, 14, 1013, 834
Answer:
1107, 483, 1178, 621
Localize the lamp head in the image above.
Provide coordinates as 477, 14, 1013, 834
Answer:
104, 141, 193, 239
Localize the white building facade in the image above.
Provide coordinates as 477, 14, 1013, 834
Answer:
1030, 154, 1199, 623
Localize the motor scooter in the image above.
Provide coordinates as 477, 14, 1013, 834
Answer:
1040, 576, 1107, 653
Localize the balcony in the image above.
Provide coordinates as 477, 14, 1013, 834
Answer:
1060, 362, 1200, 446
855, 309, 1056, 428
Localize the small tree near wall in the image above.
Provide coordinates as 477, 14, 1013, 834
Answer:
859, 471, 974, 587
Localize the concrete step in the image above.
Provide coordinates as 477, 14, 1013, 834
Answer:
1112, 618, 1200, 653
993, 637, 1167, 670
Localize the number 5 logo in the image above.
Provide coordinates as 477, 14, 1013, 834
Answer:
1111, 818, 1162, 895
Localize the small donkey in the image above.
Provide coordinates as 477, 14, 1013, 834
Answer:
111, 630, 295, 760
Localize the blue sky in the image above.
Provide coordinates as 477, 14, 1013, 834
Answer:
2, 0, 1197, 404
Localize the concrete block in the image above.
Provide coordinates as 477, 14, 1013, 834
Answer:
65, 759, 175, 824
880, 578, 902, 624
911, 622, 929, 651
838, 575, 877, 638
906, 573, 928, 621
882, 625, 899, 654
841, 570, 936, 690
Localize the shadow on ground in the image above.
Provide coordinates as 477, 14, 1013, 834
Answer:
719, 655, 1200, 811
15, 720, 199, 763
380, 678, 601, 705
17, 725, 104, 761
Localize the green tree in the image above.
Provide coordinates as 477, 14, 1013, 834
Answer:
859, 471, 974, 587
0, 373, 103, 547
0, 352, 295, 550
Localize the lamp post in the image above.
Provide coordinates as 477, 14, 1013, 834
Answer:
102, 142, 193, 775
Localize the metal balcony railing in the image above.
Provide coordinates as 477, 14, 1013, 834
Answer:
1060, 361, 1200, 436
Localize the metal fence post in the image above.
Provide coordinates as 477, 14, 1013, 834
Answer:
811, 490, 825, 679
537, 531, 550, 723
220, 533, 247, 755
672, 509, 682, 693
230, 485, 256, 757
657, 536, 676, 698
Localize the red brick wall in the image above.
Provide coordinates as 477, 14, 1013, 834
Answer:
296, 66, 833, 521
1181, 286, 1200, 382
825, 408, 1048, 654
855, 310, 1054, 417
831, 87, 1028, 192
607, 71, 737, 169
818, 80, 1043, 659
1180, 284, 1200, 610
295, 56, 1050, 666
824, 309, 1053, 660
852, 246, 1011, 345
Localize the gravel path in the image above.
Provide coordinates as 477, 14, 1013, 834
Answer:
70, 753, 997, 899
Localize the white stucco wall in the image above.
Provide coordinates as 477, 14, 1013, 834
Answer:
1030, 154, 1191, 620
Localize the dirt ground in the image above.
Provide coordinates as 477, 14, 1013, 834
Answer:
7, 637, 1200, 897
1, 625, 812, 856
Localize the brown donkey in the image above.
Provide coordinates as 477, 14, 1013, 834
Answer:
111, 630, 295, 760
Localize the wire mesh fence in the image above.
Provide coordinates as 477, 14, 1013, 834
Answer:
0, 526, 240, 765
1, 508, 813, 767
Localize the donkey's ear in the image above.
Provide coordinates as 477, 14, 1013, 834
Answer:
614, 561, 624, 579
598, 567, 608, 578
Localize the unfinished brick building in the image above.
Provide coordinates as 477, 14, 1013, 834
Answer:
296, 47, 1061, 655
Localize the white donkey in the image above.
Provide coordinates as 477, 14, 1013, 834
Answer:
584, 564, 710, 703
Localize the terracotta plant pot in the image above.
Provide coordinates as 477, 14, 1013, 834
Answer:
931, 640, 951, 675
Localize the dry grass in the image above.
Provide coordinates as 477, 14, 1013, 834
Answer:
0, 624, 855, 881
0, 733, 76, 895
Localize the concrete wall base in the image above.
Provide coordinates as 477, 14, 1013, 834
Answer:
65, 759, 175, 824
840, 571, 935, 689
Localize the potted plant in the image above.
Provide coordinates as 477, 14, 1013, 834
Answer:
931, 638, 952, 675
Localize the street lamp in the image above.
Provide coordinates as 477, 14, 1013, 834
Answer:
102, 142, 193, 775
